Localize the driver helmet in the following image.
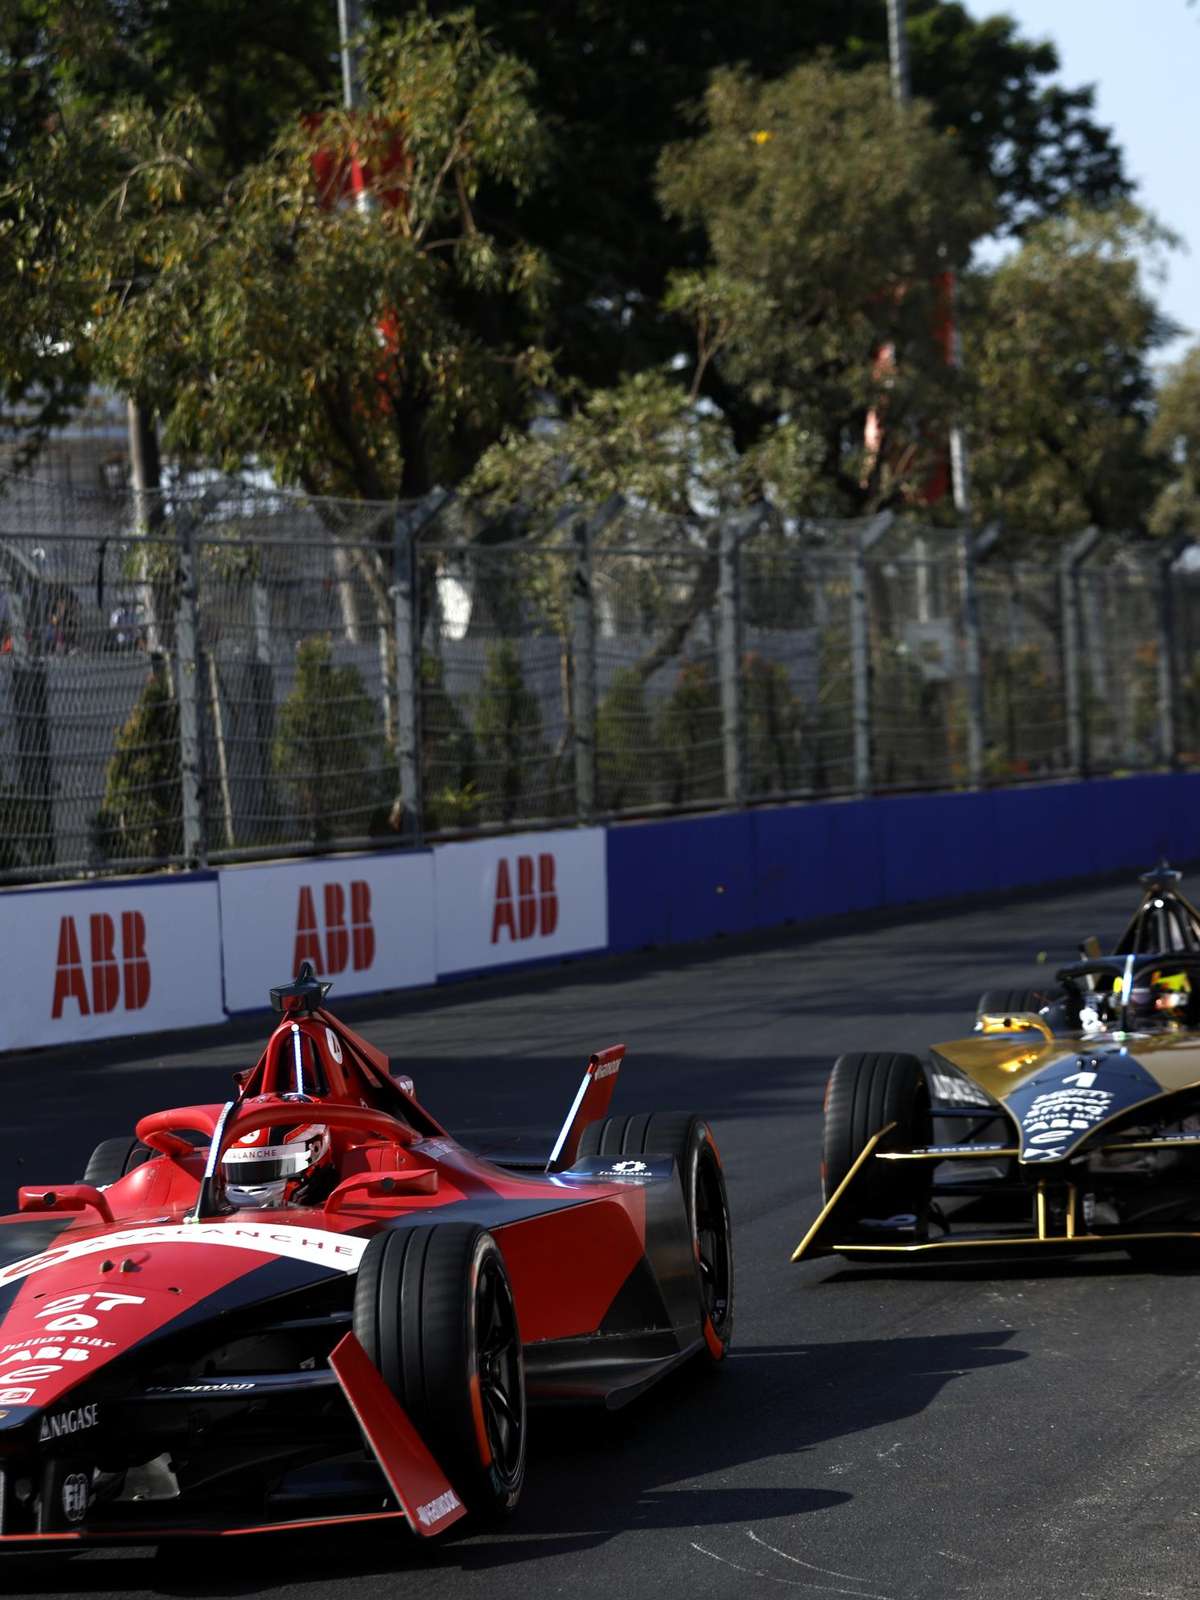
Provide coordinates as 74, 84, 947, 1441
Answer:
222, 1102, 331, 1209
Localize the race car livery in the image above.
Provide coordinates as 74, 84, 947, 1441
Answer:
0, 964, 733, 1543
793, 864, 1200, 1265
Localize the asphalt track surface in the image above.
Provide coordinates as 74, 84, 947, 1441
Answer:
3, 875, 1198, 1600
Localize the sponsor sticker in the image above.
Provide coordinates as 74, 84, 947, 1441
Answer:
40, 1403, 99, 1443
416, 1489, 462, 1528
929, 1071, 993, 1109
145, 1380, 255, 1395
0, 1223, 369, 1288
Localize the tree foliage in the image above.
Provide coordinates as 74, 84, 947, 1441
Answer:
474, 60, 992, 521
1149, 345, 1200, 538
658, 60, 992, 513
473, 641, 544, 822
407, 0, 1130, 390
0, 0, 1167, 546
965, 203, 1175, 540
97, 665, 181, 861
273, 635, 389, 842
3, 7, 551, 498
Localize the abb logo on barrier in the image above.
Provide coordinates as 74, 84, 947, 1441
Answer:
293, 882, 375, 975
51, 912, 150, 1019
491, 855, 558, 945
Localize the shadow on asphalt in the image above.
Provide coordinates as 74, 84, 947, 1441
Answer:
2, 1329, 1022, 1596
817, 1251, 1187, 1285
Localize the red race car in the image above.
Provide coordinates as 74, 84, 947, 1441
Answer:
0, 964, 733, 1544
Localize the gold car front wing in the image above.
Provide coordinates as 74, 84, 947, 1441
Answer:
791, 1129, 1200, 1262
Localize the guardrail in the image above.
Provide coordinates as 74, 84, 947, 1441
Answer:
3, 772, 1197, 1053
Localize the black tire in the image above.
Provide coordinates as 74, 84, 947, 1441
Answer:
81, 1136, 153, 1187
353, 1222, 525, 1520
976, 989, 1048, 1019
577, 1112, 734, 1361
821, 1052, 932, 1219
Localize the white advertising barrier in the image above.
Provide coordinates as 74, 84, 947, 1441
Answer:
219, 851, 436, 1013
0, 875, 224, 1051
434, 828, 607, 976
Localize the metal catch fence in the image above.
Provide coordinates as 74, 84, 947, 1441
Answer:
1, 470, 1198, 885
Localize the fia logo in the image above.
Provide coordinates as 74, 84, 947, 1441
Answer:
61, 1473, 89, 1524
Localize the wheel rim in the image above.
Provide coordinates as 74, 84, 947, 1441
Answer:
474, 1252, 524, 1484
693, 1146, 732, 1336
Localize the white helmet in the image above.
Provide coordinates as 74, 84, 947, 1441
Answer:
222, 1115, 330, 1210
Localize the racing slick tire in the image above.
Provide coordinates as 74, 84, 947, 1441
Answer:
81, 1135, 153, 1187
577, 1112, 734, 1361
353, 1221, 526, 1521
821, 1052, 932, 1220
976, 989, 1050, 1019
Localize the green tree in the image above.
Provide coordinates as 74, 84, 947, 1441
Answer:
420, 652, 479, 831
4, 1, 1132, 489
473, 641, 544, 823
596, 667, 656, 812
405, 0, 1129, 402
743, 653, 802, 798
658, 60, 992, 515
3, 8, 550, 500
0, 0, 337, 464
658, 660, 722, 806
474, 60, 992, 521
273, 635, 389, 843
1149, 345, 1200, 537
965, 203, 1175, 540
97, 665, 181, 861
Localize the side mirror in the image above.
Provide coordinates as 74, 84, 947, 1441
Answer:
1080, 935, 1102, 960
390, 1070, 416, 1098
19, 1184, 114, 1225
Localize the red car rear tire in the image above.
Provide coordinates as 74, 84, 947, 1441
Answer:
579, 1112, 733, 1362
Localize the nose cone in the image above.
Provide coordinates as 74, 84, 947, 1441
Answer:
1009, 1047, 1162, 1163
0, 1267, 190, 1416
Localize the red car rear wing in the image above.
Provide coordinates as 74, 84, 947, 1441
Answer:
546, 1045, 626, 1172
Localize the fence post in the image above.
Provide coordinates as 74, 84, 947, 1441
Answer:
571, 495, 624, 823
1060, 525, 1101, 779
958, 529, 986, 788
851, 512, 893, 796
174, 514, 207, 866
718, 513, 747, 805
392, 504, 422, 840
572, 514, 597, 823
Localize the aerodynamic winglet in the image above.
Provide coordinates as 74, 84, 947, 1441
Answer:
328, 1333, 467, 1539
546, 1045, 626, 1172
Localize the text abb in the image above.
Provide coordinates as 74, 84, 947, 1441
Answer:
293, 882, 375, 975
51, 912, 150, 1018
491, 854, 559, 945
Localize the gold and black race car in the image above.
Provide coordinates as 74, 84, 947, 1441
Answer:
792, 865, 1200, 1267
